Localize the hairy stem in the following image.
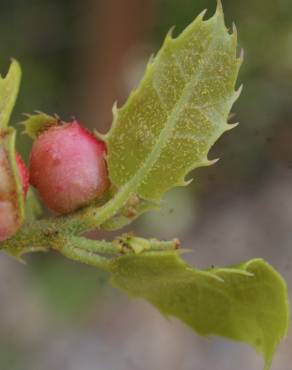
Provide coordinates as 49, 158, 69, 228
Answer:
67, 236, 119, 255
0, 214, 180, 268
67, 186, 136, 232
58, 243, 111, 271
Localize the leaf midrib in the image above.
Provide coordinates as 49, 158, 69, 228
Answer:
94, 17, 227, 225
122, 17, 223, 194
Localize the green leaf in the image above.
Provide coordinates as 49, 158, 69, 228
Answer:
106, 3, 242, 201
0, 60, 21, 129
21, 112, 58, 139
110, 253, 289, 370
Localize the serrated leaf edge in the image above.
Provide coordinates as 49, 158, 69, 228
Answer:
106, 6, 243, 201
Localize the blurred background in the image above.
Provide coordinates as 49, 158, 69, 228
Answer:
0, 0, 291, 369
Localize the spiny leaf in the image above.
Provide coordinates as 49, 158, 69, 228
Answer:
106, 4, 242, 201
21, 112, 58, 139
0, 60, 21, 129
109, 253, 289, 370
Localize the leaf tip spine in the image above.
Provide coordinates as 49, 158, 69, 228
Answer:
216, 0, 223, 15
112, 100, 118, 114
176, 177, 193, 188
166, 26, 176, 41
226, 122, 239, 131
238, 48, 244, 64
214, 0, 230, 35
93, 129, 107, 142
231, 22, 238, 41
106, 101, 119, 138
147, 53, 155, 69
234, 84, 243, 101
183, 178, 193, 187
8, 58, 22, 78
208, 158, 220, 166
198, 8, 208, 21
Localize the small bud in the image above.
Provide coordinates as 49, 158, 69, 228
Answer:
0, 151, 29, 241
29, 120, 109, 214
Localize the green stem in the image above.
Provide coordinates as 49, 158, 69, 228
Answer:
0, 216, 180, 267
58, 243, 111, 271
100, 199, 159, 231
146, 238, 180, 251
0, 218, 60, 252
63, 168, 159, 234
67, 236, 118, 254
67, 185, 135, 232
61, 235, 179, 257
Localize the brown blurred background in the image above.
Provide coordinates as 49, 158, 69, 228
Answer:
0, 0, 291, 369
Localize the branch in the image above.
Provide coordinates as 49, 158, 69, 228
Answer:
0, 215, 180, 268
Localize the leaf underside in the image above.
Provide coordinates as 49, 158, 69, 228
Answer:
106, 5, 241, 201
110, 253, 289, 370
0, 60, 24, 224
0, 60, 21, 129
0, 128, 25, 225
